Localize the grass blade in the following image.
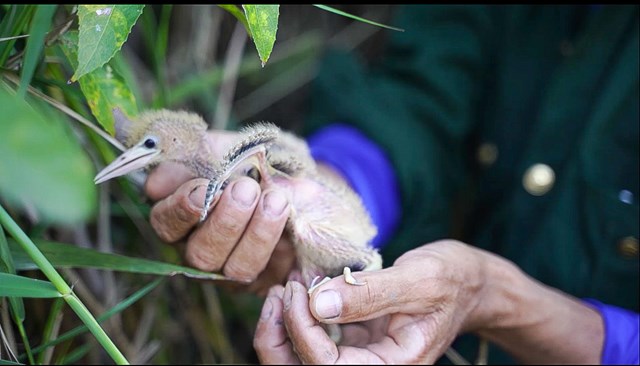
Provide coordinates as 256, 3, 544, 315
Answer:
0, 5, 35, 66
0, 228, 34, 364
37, 297, 65, 364
55, 343, 91, 364
22, 278, 164, 360
218, 5, 250, 37
17, 5, 57, 98
0, 204, 128, 365
312, 4, 404, 32
0, 273, 61, 298
8, 238, 229, 280
0, 360, 23, 365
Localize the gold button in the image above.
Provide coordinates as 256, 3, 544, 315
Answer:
618, 236, 639, 258
523, 163, 555, 196
477, 143, 498, 167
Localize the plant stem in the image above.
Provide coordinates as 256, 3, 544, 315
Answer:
0, 204, 129, 365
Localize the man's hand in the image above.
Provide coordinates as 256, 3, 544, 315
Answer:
254, 240, 486, 364
144, 131, 296, 296
254, 240, 605, 364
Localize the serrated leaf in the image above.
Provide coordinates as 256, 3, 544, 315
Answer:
0, 273, 61, 298
60, 31, 138, 135
72, 4, 144, 81
8, 238, 228, 280
242, 5, 279, 67
0, 87, 97, 224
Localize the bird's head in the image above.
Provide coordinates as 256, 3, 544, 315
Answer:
94, 108, 208, 184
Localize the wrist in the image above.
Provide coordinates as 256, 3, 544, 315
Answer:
462, 248, 604, 364
461, 248, 539, 333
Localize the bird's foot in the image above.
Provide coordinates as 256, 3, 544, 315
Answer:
307, 267, 366, 295
342, 266, 366, 286
307, 276, 331, 294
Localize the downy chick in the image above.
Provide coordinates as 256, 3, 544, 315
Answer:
95, 108, 382, 289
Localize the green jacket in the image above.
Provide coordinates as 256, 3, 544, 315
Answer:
304, 5, 638, 363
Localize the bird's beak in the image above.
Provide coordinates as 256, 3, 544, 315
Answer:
94, 146, 160, 184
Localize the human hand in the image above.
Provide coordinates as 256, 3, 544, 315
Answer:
144, 131, 296, 296
253, 240, 489, 364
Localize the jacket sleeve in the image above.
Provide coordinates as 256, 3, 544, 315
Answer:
304, 5, 497, 263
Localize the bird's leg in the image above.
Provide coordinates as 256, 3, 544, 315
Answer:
200, 124, 279, 223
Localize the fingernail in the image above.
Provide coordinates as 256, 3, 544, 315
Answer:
263, 190, 288, 216
260, 297, 274, 320
189, 185, 206, 209
232, 179, 258, 207
315, 290, 342, 319
283, 282, 293, 311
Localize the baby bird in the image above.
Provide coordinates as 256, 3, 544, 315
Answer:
95, 108, 382, 290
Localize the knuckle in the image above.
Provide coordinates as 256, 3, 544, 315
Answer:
150, 204, 184, 243
224, 259, 259, 282
185, 239, 222, 272
210, 209, 246, 238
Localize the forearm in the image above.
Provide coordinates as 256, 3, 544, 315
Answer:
468, 250, 603, 364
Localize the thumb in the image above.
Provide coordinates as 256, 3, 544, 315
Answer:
308, 265, 425, 324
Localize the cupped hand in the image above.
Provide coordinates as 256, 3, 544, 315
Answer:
253, 240, 489, 364
144, 131, 297, 296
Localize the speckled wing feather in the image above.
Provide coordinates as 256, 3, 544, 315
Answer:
200, 122, 280, 222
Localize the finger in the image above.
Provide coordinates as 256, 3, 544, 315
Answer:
309, 266, 433, 324
149, 178, 209, 243
145, 161, 195, 201
285, 282, 431, 364
368, 314, 453, 364
223, 188, 290, 281
185, 177, 260, 272
281, 281, 340, 365
246, 238, 297, 297
254, 285, 300, 365
339, 316, 389, 347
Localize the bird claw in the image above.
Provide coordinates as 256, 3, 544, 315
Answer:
307, 267, 366, 295
343, 266, 366, 286
307, 276, 331, 294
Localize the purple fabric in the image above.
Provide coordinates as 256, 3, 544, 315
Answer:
583, 298, 640, 365
306, 123, 401, 249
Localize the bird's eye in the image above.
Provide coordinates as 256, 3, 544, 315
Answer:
143, 138, 157, 149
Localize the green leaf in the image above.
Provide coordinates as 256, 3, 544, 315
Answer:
242, 5, 279, 67
8, 239, 228, 280
0, 87, 97, 224
312, 5, 405, 32
72, 4, 144, 82
0, 273, 61, 298
59, 31, 138, 135
17, 5, 57, 98
0, 359, 24, 365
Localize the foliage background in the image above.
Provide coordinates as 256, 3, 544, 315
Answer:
0, 4, 396, 364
